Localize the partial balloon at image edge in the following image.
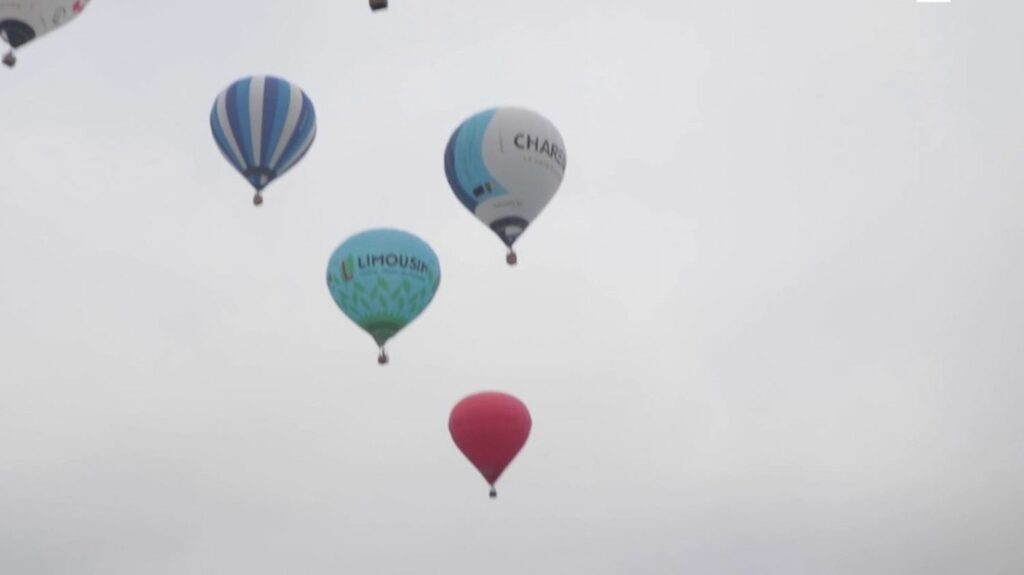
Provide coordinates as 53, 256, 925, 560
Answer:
1, 0, 93, 68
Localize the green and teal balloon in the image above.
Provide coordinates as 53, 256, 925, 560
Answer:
326, 229, 441, 365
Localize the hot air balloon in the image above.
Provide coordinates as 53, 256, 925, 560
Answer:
1, 0, 91, 68
210, 75, 317, 206
369, 0, 387, 11
449, 392, 532, 498
326, 229, 440, 365
444, 107, 566, 265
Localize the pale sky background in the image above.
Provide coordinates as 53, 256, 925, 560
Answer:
2, 1, 1022, 573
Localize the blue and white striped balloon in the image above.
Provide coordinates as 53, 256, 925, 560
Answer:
210, 75, 317, 206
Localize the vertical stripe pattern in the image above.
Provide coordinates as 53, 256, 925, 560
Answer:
210, 75, 317, 192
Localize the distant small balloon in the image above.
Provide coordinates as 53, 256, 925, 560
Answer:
326, 229, 441, 365
210, 75, 317, 206
445, 107, 566, 265
449, 392, 532, 498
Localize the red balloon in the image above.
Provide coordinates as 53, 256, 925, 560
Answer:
449, 392, 532, 498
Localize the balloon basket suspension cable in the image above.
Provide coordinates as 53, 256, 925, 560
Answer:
506, 249, 518, 266
1, 31, 14, 69
489, 485, 497, 499
377, 346, 389, 366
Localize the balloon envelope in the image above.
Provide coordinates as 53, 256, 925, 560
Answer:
449, 392, 532, 494
210, 75, 317, 204
326, 229, 440, 359
444, 107, 566, 260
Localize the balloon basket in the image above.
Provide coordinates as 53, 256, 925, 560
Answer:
253, 193, 263, 206
506, 251, 518, 266
0, 30, 12, 68
489, 486, 497, 499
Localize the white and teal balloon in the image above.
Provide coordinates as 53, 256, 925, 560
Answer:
326, 229, 441, 365
444, 107, 566, 265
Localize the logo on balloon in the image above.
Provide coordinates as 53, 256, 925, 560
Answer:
513, 132, 566, 171
341, 256, 355, 282
355, 253, 433, 275
472, 181, 495, 198
340, 253, 433, 283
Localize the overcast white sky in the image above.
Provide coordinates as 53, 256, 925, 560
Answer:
2, 1, 1023, 573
